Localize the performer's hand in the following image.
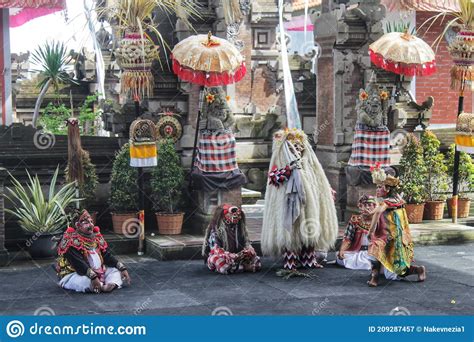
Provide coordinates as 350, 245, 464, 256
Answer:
121, 270, 131, 286
337, 250, 345, 259
91, 278, 102, 294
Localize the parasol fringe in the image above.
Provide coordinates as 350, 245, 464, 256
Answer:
171, 58, 246, 87
369, 49, 437, 77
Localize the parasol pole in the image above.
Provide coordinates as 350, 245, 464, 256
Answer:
135, 98, 146, 255
451, 78, 466, 224
188, 88, 204, 189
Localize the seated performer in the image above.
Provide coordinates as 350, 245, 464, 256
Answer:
367, 165, 426, 287
336, 195, 377, 270
202, 204, 261, 274
56, 210, 131, 293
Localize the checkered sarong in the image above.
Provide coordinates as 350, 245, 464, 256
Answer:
195, 129, 239, 173
348, 124, 390, 167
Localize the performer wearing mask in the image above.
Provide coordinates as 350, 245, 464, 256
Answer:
202, 204, 261, 274
337, 195, 377, 270
56, 210, 131, 293
261, 129, 338, 272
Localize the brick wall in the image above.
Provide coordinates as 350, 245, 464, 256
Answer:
416, 11, 472, 125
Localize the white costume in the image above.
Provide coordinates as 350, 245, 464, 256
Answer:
261, 129, 339, 269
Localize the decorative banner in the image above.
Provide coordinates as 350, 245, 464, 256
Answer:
455, 112, 474, 154
115, 32, 159, 100
129, 119, 157, 167
448, 27, 474, 91
278, 0, 302, 129
156, 113, 183, 142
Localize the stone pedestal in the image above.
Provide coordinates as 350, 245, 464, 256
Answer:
190, 187, 243, 234
345, 165, 396, 216
0, 168, 10, 266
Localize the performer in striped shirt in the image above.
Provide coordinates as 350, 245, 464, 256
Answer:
202, 204, 261, 274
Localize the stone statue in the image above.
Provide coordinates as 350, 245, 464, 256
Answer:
96, 24, 111, 51
348, 80, 391, 168
69, 49, 86, 81
356, 84, 388, 128
199, 87, 235, 130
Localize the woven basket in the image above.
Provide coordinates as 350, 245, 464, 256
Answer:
447, 198, 471, 219
423, 201, 445, 221
405, 203, 425, 223
156, 212, 184, 235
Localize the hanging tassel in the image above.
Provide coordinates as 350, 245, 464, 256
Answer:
450, 65, 474, 91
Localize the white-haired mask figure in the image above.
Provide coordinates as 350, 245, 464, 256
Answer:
261, 129, 339, 271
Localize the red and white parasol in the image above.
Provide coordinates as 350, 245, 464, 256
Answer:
171, 32, 246, 87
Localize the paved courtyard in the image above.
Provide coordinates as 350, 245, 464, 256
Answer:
0, 243, 472, 316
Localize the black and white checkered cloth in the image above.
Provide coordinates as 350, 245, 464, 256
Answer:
348, 124, 390, 167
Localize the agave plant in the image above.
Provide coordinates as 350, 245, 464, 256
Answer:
4, 168, 78, 234
30, 41, 77, 128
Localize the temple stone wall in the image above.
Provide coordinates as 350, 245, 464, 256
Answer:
314, 0, 386, 220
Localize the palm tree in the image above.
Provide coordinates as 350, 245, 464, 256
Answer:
30, 41, 77, 128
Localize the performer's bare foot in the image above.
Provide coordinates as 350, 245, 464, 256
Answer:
417, 266, 426, 282
101, 283, 117, 293
367, 277, 378, 287
367, 270, 379, 287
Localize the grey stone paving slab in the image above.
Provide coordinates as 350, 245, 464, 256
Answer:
0, 243, 472, 316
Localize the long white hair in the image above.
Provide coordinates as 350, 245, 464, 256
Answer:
261, 134, 338, 255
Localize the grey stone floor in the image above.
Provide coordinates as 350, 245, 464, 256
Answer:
0, 243, 472, 316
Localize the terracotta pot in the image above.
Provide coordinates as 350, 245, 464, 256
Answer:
446, 198, 471, 219
423, 201, 445, 220
405, 203, 425, 224
111, 212, 138, 235
156, 212, 184, 235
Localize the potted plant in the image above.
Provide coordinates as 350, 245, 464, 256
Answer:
4, 168, 77, 259
151, 139, 185, 235
399, 134, 427, 223
446, 144, 474, 218
109, 143, 139, 234
421, 130, 449, 220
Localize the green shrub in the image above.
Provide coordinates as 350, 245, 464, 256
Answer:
109, 143, 139, 212
421, 130, 449, 201
151, 139, 185, 213
399, 134, 427, 204
446, 144, 474, 199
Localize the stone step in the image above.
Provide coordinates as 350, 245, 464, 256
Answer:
144, 218, 474, 261
242, 188, 262, 205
